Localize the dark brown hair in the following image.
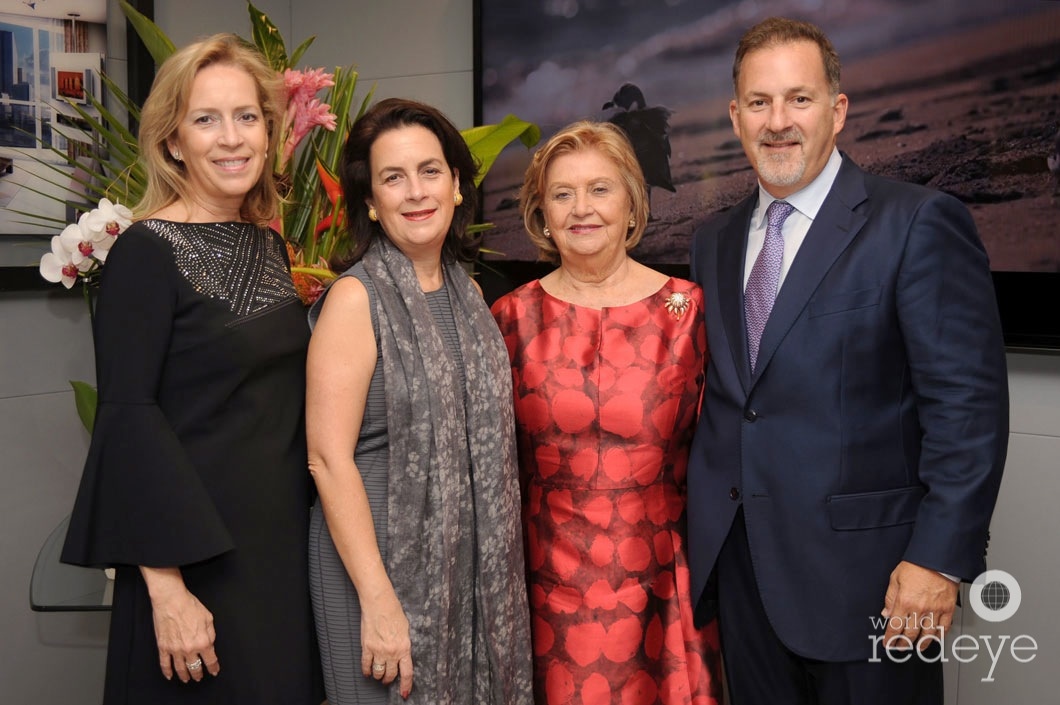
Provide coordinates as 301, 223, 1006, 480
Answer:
333, 97, 480, 270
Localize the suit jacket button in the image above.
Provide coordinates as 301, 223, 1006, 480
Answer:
744, 409, 758, 422
729, 487, 741, 500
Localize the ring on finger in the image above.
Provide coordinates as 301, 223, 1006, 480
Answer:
187, 658, 203, 671
372, 663, 386, 673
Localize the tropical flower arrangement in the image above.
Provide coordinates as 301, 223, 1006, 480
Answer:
18, 0, 539, 430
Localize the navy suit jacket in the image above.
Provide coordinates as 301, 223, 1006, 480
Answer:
687, 155, 1009, 660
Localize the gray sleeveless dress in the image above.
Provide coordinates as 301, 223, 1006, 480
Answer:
308, 262, 466, 705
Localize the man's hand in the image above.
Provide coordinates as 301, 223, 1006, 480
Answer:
881, 560, 959, 651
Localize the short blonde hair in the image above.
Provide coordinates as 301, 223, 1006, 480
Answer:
520, 120, 649, 264
135, 33, 283, 226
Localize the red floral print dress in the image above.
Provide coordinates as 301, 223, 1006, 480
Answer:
491, 278, 722, 705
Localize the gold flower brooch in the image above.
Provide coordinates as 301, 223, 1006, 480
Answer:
665, 292, 691, 319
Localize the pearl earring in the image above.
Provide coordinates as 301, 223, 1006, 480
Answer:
542, 226, 551, 238
628, 217, 636, 229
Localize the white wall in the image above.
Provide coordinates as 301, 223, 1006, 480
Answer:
952, 352, 1060, 701
0, 290, 101, 704
1, 0, 1056, 703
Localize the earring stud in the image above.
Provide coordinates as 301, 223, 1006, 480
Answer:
542, 226, 551, 238
454, 192, 463, 206
368, 206, 378, 222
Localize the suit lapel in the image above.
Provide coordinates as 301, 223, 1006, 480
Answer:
716, 196, 756, 392
752, 158, 869, 381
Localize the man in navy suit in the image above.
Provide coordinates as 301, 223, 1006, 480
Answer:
687, 16, 1009, 704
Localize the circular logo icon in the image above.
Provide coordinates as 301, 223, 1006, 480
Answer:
969, 569, 1021, 622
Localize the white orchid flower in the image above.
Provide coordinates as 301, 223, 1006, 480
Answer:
82, 198, 133, 244
60, 218, 103, 266
40, 235, 92, 289
58, 199, 133, 266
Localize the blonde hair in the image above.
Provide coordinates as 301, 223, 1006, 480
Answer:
520, 120, 649, 264
135, 33, 283, 226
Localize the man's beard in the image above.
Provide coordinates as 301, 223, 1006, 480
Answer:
755, 129, 805, 187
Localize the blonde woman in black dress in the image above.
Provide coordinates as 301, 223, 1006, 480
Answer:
61, 34, 322, 705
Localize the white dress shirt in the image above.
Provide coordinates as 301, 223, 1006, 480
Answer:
742, 148, 843, 290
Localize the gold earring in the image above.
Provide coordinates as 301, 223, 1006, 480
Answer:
454, 191, 463, 206
628, 217, 636, 229
368, 206, 378, 222
542, 226, 551, 238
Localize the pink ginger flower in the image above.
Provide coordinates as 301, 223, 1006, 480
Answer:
279, 68, 338, 168
284, 67, 335, 104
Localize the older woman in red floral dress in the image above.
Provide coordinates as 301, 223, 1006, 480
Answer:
491, 120, 722, 705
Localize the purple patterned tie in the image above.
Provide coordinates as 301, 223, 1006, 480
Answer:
746, 200, 794, 372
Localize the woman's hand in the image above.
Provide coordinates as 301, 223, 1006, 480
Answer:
360, 590, 414, 698
140, 566, 220, 683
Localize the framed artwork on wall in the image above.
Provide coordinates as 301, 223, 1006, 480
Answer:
54, 69, 88, 103
0, 8, 106, 236
474, 0, 1060, 349
0, 0, 154, 291
51, 58, 102, 107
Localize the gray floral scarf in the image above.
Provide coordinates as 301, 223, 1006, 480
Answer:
361, 236, 533, 705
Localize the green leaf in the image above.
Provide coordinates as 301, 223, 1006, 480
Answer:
461, 115, 541, 187
70, 380, 97, 433
118, 0, 175, 65
288, 36, 316, 69
248, 1, 290, 71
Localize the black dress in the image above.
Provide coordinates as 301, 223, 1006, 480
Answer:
61, 220, 323, 705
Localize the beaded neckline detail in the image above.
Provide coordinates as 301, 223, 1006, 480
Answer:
143, 220, 297, 316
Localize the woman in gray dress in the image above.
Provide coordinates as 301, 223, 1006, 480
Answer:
305, 98, 533, 705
